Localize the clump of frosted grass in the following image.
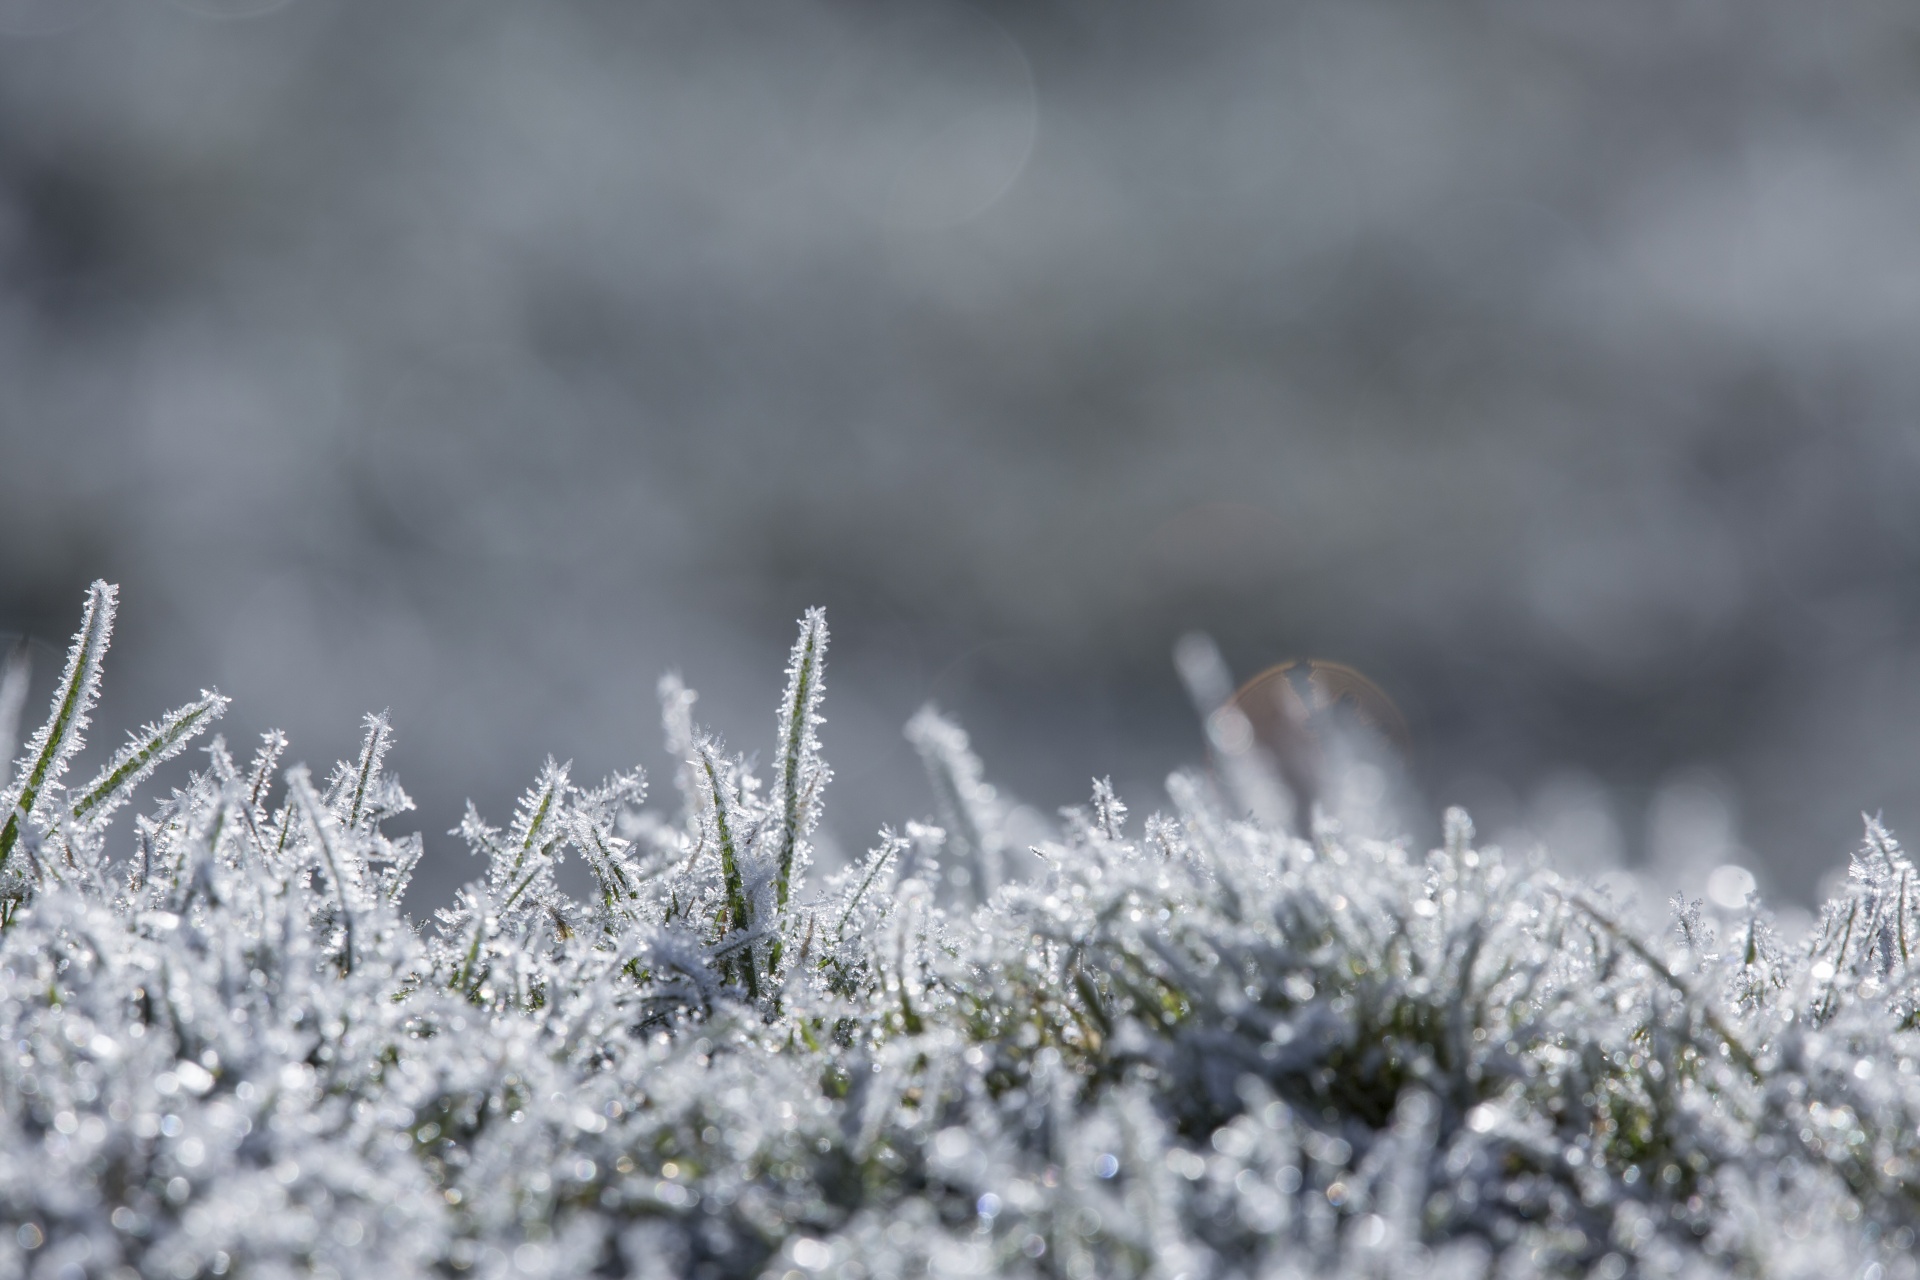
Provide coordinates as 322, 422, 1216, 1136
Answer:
0, 582, 1917, 1280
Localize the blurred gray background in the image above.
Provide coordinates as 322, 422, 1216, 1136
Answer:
3, 0, 1918, 911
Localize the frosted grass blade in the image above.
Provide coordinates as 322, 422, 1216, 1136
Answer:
0, 639, 28, 771
0, 580, 115, 871
288, 764, 360, 975
70, 690, 228, 827
905, 705, 1003, 903
772, 608, 828, 915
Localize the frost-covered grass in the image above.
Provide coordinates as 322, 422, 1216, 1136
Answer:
0, 582, 1917, 1280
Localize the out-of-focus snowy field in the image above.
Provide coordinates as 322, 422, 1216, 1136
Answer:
4, 0, 1920, 921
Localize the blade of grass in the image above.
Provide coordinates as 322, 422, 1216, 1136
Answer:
0, 581, 115, 873
70, 691, 228, 827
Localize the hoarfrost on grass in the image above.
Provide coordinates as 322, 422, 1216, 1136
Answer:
0, 582, 1916, 1278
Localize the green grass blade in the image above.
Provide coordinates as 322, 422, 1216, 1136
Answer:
0, 581, 116, 872
70, 690, 228, 826
773, 608, 829, 915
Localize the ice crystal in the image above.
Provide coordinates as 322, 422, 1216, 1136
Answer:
0, 582, 1917, 1279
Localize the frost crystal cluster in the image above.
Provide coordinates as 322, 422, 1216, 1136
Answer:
1, 583, 1917, 1280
